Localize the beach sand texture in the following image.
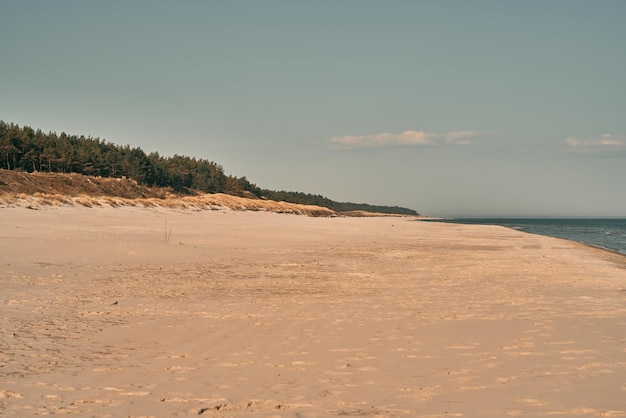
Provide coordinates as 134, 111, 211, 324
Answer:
1, 207, 626, 417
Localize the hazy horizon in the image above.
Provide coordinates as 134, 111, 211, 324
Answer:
2, 1, 625, 217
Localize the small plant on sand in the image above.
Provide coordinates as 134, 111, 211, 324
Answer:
164, 212, 172, 244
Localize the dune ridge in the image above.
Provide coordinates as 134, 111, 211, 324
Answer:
0, 170, 411, 217
0, 192, 337, 217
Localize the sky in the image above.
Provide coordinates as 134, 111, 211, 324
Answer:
1, 1, 625, 217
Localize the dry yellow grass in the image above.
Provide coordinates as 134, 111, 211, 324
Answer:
0, 192, 337, 216
0, 170, 414, 217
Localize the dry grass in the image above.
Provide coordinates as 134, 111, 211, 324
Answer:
0, 170, 411, 217
0, 192, 338, 217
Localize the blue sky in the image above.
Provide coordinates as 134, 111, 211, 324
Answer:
2, 1, 625, 216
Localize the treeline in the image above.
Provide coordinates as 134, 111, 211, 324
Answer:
261, 190, 418, 215
0, 120, 257, 196
0, 121, 418, 215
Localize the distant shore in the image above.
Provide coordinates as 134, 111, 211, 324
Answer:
1, 206, 625, 417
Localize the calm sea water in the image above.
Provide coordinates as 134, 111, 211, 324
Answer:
429, 218, 626, 256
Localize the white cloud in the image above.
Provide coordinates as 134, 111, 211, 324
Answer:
329, 130, 491, 149
565, 134, 626, 154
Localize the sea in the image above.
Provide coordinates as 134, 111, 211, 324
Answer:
426, 218, 626, 256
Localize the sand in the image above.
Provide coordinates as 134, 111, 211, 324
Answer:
1, 206, 626, 417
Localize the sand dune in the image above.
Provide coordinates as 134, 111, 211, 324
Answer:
1, 206, 625, 417
0, 192, 337, 217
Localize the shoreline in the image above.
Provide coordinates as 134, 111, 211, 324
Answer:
1, 206, 625, 417
420, 218, 626, 259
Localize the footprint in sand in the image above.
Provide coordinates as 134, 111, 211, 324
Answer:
0, 390, 23, 399
120, 391, 150, 396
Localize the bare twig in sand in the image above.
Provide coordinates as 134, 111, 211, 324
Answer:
164, 212, 172, 244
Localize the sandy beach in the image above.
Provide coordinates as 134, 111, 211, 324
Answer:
1, 206, 626, 417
